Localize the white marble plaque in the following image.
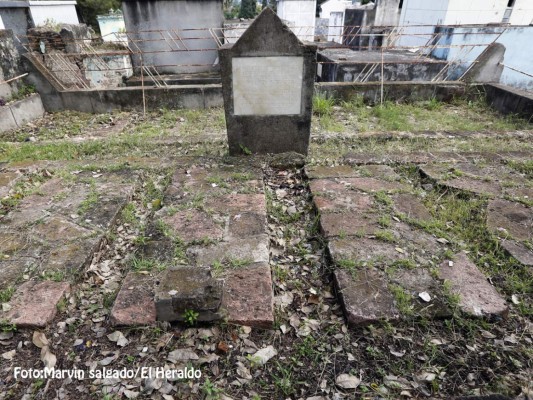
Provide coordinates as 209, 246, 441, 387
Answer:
232, 56, 304, 116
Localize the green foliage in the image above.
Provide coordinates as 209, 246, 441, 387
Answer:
9, 84, 36, 102
182, 309, 199, 326
202, 377, 222, 399
0, 287, 15, 303
77, 0, 121, 32
239, 0, 257, 18
312, 92, 335, 116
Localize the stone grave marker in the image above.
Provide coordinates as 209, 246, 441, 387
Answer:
219, 8, 317, 155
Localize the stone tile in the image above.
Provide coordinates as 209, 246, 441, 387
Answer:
487, 199, 532, 241
501, 240, 533, 266
157, 209, 224, 244
77, 183, 134, 230
41, 238, 101, 275
329, 237, 406, 265
155, 267, 224, 322
362, 165, 401, 181
0, 171, 23, 197
313, 191, 373, 213
320, 212, 379, 238
305, 165, 358, 180
186, 235, 270, 267
5, 281, 70, 328
221, 262, 273, 329
31, 216, 94, 243
391, 269, 451, 318
0, 257, 39, 288
205, 193, 267, 215
439, 252, 508, 318
0, 231, 32, 255
341, 177, 408, 193
344, 152, 435, 165
392, 193, 432, 221
441, 177, 502, 197
334, 268, 399, 327
227, 212, 267, 238
308, 179, 347, 195
110, 272, 156, 326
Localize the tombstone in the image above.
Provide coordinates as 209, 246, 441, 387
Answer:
219, 8, 317, 156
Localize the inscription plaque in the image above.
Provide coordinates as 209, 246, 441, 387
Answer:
232, 56, 304, 116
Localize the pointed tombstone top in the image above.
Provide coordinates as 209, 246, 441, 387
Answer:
231, 7, 309, 56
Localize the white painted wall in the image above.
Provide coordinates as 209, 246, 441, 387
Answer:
320, 0, 351, 19
0, 14, 5, 30
277, 0, 316, 41
443, 0, 507, 25
29, 1, 79, 26
508, 0, 533, 25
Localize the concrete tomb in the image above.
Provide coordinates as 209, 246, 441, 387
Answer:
219, 8, 317, 155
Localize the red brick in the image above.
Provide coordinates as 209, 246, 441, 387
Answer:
221, 263, 273, 329
334, 268, 399, 327
110, 272, 156, 326
6, 281, 70, 328
439, 252, 508, 317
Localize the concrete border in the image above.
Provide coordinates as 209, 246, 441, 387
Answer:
0, 93, 45, 133
482, 83, 533, 120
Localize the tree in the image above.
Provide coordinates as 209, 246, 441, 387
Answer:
261, 0, 268, 10
76, 0, 121, 32
239, 0, 257, 19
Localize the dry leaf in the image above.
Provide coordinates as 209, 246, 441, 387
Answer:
252, 346, 277, 366
107, 331, 129, 347
336, 373, 360, 389
41, 346, 57, 369
1, 349, 16, 360
32, 331, 49, 348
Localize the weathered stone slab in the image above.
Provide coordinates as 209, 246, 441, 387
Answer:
157, 209, 224, 244
309, 179, 347, 195
306, 165, 358, 180
334, 268, 399, 327
31, 216, 94, 243
187, 235, 270, 267
0, 257, 38, 288
41, 238, 101, 275
391, 269, 451, 318
0, 170, 23, 197
501, 240, 533, 266
228, 212, 267, 238
314, 191, 373, 213
392, 193, 432, 222
5, 280, 70, 328
329, 237, 406, 265
341, 177, 408, 193
155, 267, 224, 322
221, 262, 273, 328
487, 199, 532, 241
205, 193, 266, 215
110, 272, 156, 326
441, 177, 502, 197
320, 212, 379, 238
439, 252, 508, 318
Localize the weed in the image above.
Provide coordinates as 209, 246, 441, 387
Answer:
131, 257, 167, 272
374, 191, 393, 207
0, 320, 16, 332
389, 284, 414, 316
313, 92, 335, 116
202, 377, 222, 400
378, 215, 392, 228
182, 309, 199, 326
374, 229, 396, 243
0, 287, 15, 303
